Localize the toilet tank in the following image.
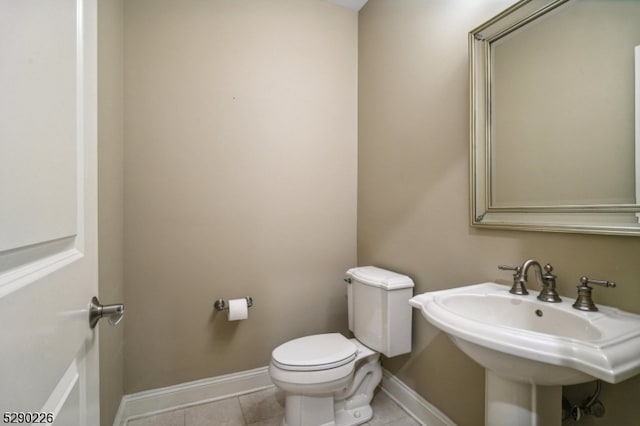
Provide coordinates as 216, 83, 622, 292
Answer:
346, 266, 414, 358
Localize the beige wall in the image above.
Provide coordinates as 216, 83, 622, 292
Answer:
358, 1, 640, 425
98, 0, 125, 424
123, 0, 358, 393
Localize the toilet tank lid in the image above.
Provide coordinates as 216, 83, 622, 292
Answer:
346, 266, 414, 290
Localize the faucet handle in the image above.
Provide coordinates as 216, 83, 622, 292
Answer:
498, 265, 528, 295
573, 276, 616, 311
498, 264, 521, 274
579, 276, 616, 289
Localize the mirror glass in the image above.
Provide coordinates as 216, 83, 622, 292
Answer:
470, 0, 640, 235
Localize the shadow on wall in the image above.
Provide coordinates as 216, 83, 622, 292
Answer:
209, 310, 243, 340
382, 311, 485, 425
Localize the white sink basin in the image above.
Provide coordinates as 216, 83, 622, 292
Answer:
409, 282, 640, 386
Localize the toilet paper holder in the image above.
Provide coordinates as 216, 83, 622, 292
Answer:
214, 296, 253, 311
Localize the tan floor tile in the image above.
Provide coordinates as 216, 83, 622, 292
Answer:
185, 398, 245, 426
245, 415, 284, 426
126, 384, 420, 426
379, 416, 421, 426
127, 409, 184, 426
239, 387, 285, 424
368, 391, 411, 426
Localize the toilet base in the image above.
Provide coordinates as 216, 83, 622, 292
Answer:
334, 403, 373, 426
281, 390, 375, 426
279, 347, 381, 426
281, 393, 374, 426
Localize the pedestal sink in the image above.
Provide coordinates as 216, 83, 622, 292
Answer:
409, 283, 640, 426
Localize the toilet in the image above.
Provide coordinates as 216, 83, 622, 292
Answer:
269, 266, 414, 426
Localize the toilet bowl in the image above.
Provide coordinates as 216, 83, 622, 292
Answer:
268, 267, 414, 426
270, 333, 358, 393
269, 334, 381, 426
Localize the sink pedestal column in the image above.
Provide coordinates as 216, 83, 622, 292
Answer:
485, 371, 561, 426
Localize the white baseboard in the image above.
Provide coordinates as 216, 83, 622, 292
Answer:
380, 370, 456, 426
113, 367, 455, 426
113, 366, 273, 425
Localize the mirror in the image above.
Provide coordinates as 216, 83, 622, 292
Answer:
470, 0, 640, 235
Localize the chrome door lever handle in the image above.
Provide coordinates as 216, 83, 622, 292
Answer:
89, 296, 124, 329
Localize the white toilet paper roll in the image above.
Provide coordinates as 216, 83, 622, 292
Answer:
227, 298, 249, 321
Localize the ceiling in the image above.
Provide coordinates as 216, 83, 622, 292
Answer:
325, 0, 368, 11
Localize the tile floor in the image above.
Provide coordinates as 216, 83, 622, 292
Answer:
126, 386, 421, 426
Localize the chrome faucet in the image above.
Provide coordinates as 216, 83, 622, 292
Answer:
499, 260, 561, 302
520, 260, 562, 303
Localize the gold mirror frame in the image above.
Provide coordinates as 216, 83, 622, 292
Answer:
470, 0, 640, 236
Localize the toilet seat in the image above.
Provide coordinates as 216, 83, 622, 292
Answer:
272, 333, 357, 372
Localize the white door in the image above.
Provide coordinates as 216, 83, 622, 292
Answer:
635, 45, 639, 222
0, 0, 99, 425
